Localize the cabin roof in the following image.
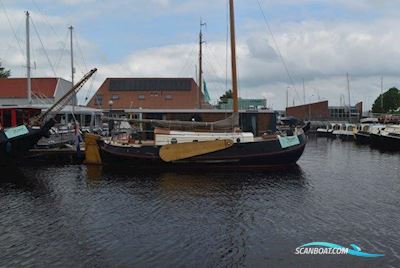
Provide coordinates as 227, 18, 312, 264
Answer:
0, 78, 59, 98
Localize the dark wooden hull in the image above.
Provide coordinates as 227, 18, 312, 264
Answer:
339, 134, 354, 141
98, 133, 307, 170
316, 131, 330, 137
354, 131, 370, 144
317, 131, 336, 139
0, 119, 55, 163
370, 133, 400, 151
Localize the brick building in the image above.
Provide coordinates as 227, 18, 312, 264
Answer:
87, 78, 206, 110
286, 101, 330, 120
286, 100, 363, 121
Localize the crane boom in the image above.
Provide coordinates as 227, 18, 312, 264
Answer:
32, 68, 97, 125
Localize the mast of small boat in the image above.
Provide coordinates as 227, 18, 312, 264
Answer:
229, 0, 239, 124
69, 26, 76, 113
25, 11, 32, 104
347, 73, 351, 120
198, 19, 206, 109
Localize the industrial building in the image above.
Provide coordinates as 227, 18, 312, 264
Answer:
285, 100, 363, 121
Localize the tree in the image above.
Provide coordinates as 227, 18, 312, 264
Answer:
218, 89, 232, 104
371, 87, 400, 113
0, 62, 11, 78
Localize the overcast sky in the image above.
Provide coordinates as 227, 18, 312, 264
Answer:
1, 0, 399, 110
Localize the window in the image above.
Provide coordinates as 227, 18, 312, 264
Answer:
138, 95, 145, 100
3, 110, 11, 128
165, 94, 173, 100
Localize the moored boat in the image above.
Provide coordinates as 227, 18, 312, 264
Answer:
316, 123, 333, 137
93, 0, 307, 170
370, 125, 400, 151
333, 123, 356, 141
97, 128, 307, 169
354, 124, 384, 145
0, 69, 97, 164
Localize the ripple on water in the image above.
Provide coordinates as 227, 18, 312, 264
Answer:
0, 137, 399, 267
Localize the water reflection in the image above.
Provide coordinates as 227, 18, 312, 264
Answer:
1, 136, 399, 266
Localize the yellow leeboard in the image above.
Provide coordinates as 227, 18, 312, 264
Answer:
159, 139, 234, 162
84, 133, 102, 165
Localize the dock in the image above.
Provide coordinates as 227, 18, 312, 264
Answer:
26, 146, 85, 164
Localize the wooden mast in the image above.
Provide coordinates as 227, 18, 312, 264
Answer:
229, 0, 239, 115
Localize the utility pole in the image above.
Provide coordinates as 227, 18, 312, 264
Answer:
26, 11, 32, 104
198, 19, 206, 109
69, 26, 76, 110
303, 79, 306, 104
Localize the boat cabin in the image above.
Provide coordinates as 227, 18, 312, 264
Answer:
0, 106, 41, 128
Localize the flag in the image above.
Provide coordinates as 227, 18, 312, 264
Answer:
203, 80, 211, 102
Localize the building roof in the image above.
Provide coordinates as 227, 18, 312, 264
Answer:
286, 100, 328, 109
108, 78, 195, 92
0, 78, 59, 98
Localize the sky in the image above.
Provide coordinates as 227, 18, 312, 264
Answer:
1, 0, 400, 110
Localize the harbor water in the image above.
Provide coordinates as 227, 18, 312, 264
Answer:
1, 136, 399, 267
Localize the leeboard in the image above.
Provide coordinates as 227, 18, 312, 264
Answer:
159, 139, 234, 162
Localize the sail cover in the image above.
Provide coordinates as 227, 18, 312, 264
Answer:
105, 113, 239, 131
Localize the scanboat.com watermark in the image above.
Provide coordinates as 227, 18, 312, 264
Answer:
295, 242, 384, 258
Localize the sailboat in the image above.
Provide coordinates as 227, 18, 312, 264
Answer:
94, 0, 307, 169
0, 11, 97, 164
0, 69, 97, 163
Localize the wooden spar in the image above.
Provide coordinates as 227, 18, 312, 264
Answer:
229, 0, 239, 115
159, 139, 234, 162
103, 114, 239, 130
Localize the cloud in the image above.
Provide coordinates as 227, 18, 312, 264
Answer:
2, 0, 400, 110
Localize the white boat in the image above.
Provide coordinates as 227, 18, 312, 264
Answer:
332, 123, 356, 141
354, 123, 384, 144
316, 124, 333, 137
370, 125, 400, 150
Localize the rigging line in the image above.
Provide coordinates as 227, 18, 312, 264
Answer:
255, 0, 301, 101
178, 44, 196, 77
0, 0, 25, 57
203, 55, 223, 84
84, 71, 97, 102
31, 0, 61, 40
30, 17, 57, 77
204, 43, 226, 75
75, 34, 88, 72
54, 30, 69, 72
0, 19, 25, 62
